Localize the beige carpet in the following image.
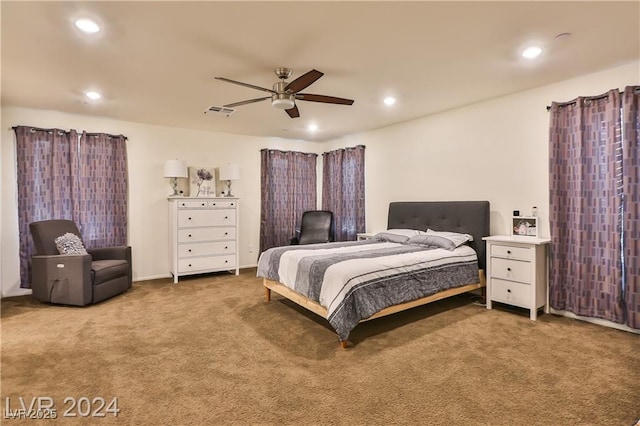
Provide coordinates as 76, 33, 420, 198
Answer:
1, 268, 638, 425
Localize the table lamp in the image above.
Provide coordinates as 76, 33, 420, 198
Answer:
219, 163, 240, 197
164, 160, 187, 196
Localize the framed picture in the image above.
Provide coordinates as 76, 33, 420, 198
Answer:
512, 216, 538, 237
188, 167, 216, 197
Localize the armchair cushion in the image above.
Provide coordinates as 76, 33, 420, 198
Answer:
92, 260, 129, 285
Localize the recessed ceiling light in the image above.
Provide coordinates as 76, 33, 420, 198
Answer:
308, 124, 318, 132
522, 46, 543, 59
75, 18, 100, 33
85, 91, 102, 100
383, 97, 396, 106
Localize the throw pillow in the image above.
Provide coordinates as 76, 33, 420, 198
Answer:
55, 232, 88, 255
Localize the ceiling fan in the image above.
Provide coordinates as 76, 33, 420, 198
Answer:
214, 67, 354, 118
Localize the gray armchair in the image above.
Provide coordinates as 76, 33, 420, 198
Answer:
29, 220, 132, 306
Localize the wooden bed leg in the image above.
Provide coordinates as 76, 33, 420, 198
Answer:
265, 286, 271, 302
340, 340, 349, 349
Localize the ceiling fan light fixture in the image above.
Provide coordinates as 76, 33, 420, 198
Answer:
272, 97, 295, 110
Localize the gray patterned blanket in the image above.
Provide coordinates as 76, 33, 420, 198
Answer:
257, 240, 479, 341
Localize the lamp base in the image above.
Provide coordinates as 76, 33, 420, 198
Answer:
224, 180, 234, 197
169, 177, 181, 196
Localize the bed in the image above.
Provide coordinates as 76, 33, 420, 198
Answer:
257, 201, 490, 347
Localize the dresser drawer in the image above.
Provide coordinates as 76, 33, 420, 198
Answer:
177, 200, 237, 209
208, 200, 236, 208
178, 241, 236, 258
491, 257, 531, 284
178, 210, 236, 227
490, 278, 531, 308
178, 255, 236, 273
491, 244, 532, 261
177, 227, 236, 242
177, 200, 210, 209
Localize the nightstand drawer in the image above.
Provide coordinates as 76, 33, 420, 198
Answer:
491, 244, 532, 261
178, 241, 236, 258
490, 257, 531, 283
490, 278, 531, 308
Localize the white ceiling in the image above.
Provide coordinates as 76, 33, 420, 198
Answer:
2, 1, 639, 142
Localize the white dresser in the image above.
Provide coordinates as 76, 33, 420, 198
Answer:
168, 197, 239, 283
482, 235, 550, 320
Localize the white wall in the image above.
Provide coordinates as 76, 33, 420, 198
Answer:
3, 61, 638, 297
1, 108, 325, 296
327, 61, 639, 237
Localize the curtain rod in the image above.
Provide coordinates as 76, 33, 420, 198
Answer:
546, 87, 640, 111
11, 126, 128, 140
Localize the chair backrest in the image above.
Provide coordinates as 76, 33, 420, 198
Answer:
30, 220, 83, 255
298, 210, 334, 245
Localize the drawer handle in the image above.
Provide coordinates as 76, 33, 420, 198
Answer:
188, 234, 192, 238
225, 260, 228, 263
507, 250, 511, 254
507, 267, 511, 271
201, 203, 206, 206
225, 216, 229, 220
188, 217, 192, 220
224, 232, 228, 235
188, 249, 192, 252
213, 203, 216, 206
188, 264, 192, 267
507, 289, 511, 293
225, 246, 228, 249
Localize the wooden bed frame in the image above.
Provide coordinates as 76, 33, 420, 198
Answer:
262, 201, 490, 348
264, 272, 486, 348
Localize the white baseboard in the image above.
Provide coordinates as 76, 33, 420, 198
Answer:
134, 265, 258, 283
550, 308, 639, 334
1, 288, 33, 298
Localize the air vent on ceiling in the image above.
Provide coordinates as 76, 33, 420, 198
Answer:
204, 105, 236, 117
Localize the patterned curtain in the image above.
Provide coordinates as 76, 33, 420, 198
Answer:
322, 145, 365, 241
622, 86, 640, 329
548, 90, 625, 323
74, 132, 129, 247
15, 126, 128, 287
260, 149, 317, 252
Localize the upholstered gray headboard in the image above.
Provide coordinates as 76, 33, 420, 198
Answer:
387, 201, 490, 270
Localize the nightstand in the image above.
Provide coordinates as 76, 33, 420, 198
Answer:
482, 236, 550, 320
356, 232, 376, 241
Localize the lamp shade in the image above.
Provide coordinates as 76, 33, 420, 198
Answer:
164, 160, 187, 178
219, 163, 240, 181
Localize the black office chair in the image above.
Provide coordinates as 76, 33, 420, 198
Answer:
290, 211, 334, 245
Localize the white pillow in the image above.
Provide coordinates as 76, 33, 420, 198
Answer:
55, 232, 88, 255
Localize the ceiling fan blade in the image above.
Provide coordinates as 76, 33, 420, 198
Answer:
284, 69, 324, 93
285, 105, 300, 118
296, 93, 354, 105
215, 77, 276, 94
223, 97, 271, 108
